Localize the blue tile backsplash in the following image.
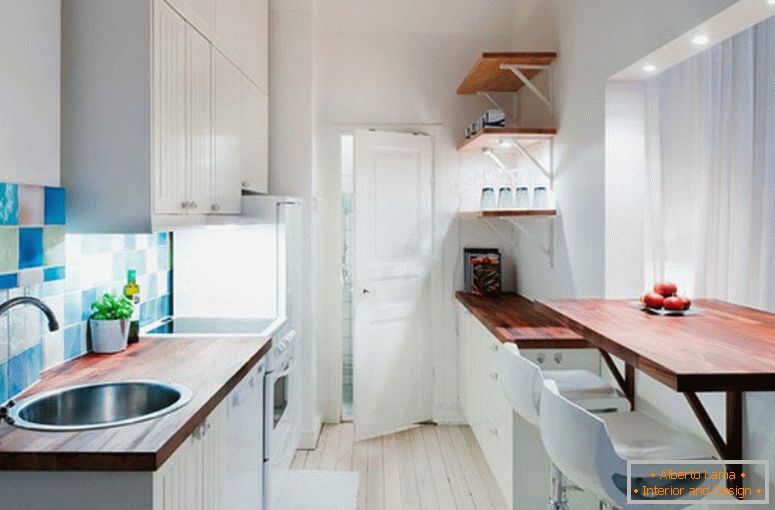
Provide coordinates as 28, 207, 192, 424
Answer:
0, 181, 171, 403
0, 182, 66, 289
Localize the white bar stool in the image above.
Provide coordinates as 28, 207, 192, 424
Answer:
499, 343, 630, 510
539, 380, 718, 510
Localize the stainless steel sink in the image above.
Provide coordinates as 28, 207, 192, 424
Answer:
4, 381, 193, 432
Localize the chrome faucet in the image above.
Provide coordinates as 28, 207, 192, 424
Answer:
0, 296, 60, 332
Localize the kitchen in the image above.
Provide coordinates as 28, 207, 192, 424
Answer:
1, 0, 775, 509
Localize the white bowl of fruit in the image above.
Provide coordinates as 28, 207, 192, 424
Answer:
641, 282, 693, 315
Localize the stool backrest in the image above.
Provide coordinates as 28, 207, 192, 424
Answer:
499, 343, 544, 426
539, 380, 624, 505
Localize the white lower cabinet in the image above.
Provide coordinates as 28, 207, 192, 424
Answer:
457, 304, 601, 510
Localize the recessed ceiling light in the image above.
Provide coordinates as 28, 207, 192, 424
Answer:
692, 35, 710, 46
642, 64, 657, 73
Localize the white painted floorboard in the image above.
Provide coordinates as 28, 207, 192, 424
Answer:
291, 423, 508, 510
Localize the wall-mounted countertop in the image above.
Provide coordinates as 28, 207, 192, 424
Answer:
455, 291, 590, 349
0, 336, 271, 472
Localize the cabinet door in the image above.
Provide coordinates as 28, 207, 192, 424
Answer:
153, 0, 188, 215
224, 363, 265, 510
240, 0, 268, 92
185, 24, 212, 214
214, 0, 241, 66
153, 433, 205, 510
167, 0, 215, 39
240, 78, 268, 193
203, 402, 227, 510
212, 49, 243, 214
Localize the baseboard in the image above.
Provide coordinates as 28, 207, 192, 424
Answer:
433, 404, 466, 425
297, 413, 323, 450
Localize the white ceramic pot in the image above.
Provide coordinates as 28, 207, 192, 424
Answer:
90, 319, 130, 353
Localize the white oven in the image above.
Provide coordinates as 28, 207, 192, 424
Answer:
264, 326, 299, 509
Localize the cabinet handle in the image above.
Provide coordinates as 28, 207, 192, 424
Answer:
489, 344, 499, 352
211, 203, 221, 212
554, 353, 563, 364
190, 201, 198, 210
489, 427, 499, 436
536, 353, 546, 365
242, 180, 250, 188
181, 201, 190, 210
489, 372, 498, 381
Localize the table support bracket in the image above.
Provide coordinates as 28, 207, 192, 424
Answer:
685, 391, 744, 495
599, 351, 635, 410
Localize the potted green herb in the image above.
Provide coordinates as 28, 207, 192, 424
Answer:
90, 294, 134, 353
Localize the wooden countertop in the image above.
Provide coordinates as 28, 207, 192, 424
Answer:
456, 292, 589, 349
0, 336, 271, 471
536, 299, 775, 392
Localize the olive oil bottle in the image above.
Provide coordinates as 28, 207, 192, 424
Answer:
124, 269, 141, 343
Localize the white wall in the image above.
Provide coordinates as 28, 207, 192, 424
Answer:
0, 1, 60, 186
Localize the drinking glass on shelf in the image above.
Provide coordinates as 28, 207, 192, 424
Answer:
480, 187, 496, 210
498, 187, 514, 209
533, 186, 550, 209
514, 187, 530, 209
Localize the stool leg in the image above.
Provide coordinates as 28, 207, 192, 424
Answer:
548, 463, 569, 510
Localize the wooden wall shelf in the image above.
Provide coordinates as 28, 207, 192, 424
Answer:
458, 209, 557, 219
457, 52, 557, 95
457, 127, 556, 152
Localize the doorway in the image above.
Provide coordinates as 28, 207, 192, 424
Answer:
341, 134, 355, 421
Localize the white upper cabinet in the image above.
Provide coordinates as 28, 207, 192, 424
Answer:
214, 0, 242, 67
241, 77, 269, 193
166, 0, 215, 39
240, 0, 268, 92
153, 0, 188, 215
62, 0, 268, 232
213, 49, 244, 214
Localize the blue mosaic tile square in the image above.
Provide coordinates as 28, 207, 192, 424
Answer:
63, 291, 82, 325
0, 361, 7, 403
0, 273, 18, 290
9, 343, 42, 397
44, 266, 66, 282
64, 324, 84, 360
43, 187, 66, 225
157, 232, 168, 246
18, 227, 44, 269
81, 287, 98, 321
0, 183, 19, 225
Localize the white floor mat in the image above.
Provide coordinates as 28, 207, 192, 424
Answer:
276, 470, 359, 510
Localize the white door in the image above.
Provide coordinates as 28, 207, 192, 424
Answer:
212, 48, 243, 214
153, 0, 187, 214
352, 129, 434, 441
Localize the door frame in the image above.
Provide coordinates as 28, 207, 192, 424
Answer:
315, 123, 444, 425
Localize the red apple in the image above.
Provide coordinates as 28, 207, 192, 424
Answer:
654, 282, 678, 298
642, 292, 665, 309
679, 296, 692, 310
664, 296, 687, 311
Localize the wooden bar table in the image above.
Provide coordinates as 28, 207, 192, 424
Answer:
535, 298, 775, 494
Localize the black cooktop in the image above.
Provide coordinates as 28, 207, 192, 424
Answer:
146, 317, 278, 335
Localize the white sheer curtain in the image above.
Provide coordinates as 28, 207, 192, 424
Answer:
644, 17, 775, 310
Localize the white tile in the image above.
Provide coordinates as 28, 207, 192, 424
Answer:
42, 330, 64, 370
